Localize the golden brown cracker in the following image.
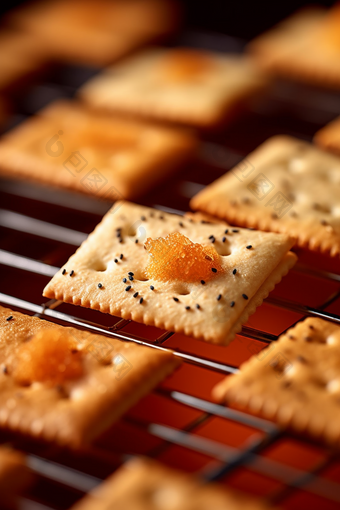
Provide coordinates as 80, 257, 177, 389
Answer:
213, 317, 340, 447
0, 99, 196, 200
4, 0, 180, 66
79, 48, 268, 128
314, 116, 340, 157
0, 306, 179, 447
247, 6, 340, 89
0, 30, 46, 92
71, 457, 275, 510
43, 201, 296, 345
191, 135, 340, 257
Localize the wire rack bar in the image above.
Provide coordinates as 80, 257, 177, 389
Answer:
0, 209, 87, 246
2, 249, 339, 339
0, 293, 239, 375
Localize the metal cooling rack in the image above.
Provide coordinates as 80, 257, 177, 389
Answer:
1, 28, 340, 510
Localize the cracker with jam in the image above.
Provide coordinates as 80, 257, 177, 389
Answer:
79, 48, 268, 128
43, 201, 296, 345
0, 306, 179, 447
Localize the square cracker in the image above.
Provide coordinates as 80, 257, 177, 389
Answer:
247, 6, 340, 89
78, 48, 268, 128
314, 116, 340, 157
0, 99, 196, 200
0, 30, 47, 92
213, 318, 340, 447
191, 135, 340, 257
71, 457, 275, 510
0, 447, 34, 509
4, 0, 179, 66
43, 201, 296, 345
0, 305, 179, 447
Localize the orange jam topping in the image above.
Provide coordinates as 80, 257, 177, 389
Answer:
145, 232, 222, 283
160, 49, 213, 83
13, 330, 83, 386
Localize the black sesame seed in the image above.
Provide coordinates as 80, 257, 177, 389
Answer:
211, 268, 217, 273
128, 272, 134, 276
119, 239, 123, 243
173, 297, 179, 302
98, 283, 103, 288
62, 269, 66, 275
139, 297, 144, 304
196, 304, 200, 309
309, 324, 314, 330
6, 316, 13, 321
2, 365, 8, 374
179, 222, 184, 227
185, 306, 190, 310
150, 285, 155, 291
246, 245, 252, 249
242, 294, 248, 300
116, 232, 122, 238
232, 229, 239, 233
201, 280, 205, 285
320, 219, 328, 226
125, 286, 131, 291
217, 294, 222, 301
135, 239, 139, 243
114, 259, 118, 263
141, 216, 146, 221
133, 292, 139, 298
120, 254, 123, 260
288, 335, 295, 340
209, 235, 215, 243
222, 237, 226, 243
230, 301, 235, 307
128, 275, 134, 281
159, 215, 164, 220
224, 229, 229, 234
69, 270, 74, 277
233, 268, 237, 275
123, 278, 127, 283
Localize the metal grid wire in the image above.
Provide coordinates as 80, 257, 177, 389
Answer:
0, 29, 340, 510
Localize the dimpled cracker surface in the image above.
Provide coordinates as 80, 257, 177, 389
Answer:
43, 201, 296, 345
0, 99, 196, 200
213, 318, 340, 447
191, 135, 340, 257
0, 447, 33, 509
79, 48, 267, 128
0, 306, 179, 447
71, 457, 275, 510
247, 6, 340, 89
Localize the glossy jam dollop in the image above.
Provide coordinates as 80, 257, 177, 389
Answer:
13, 329, 83, 386
145, 232, 222, 283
